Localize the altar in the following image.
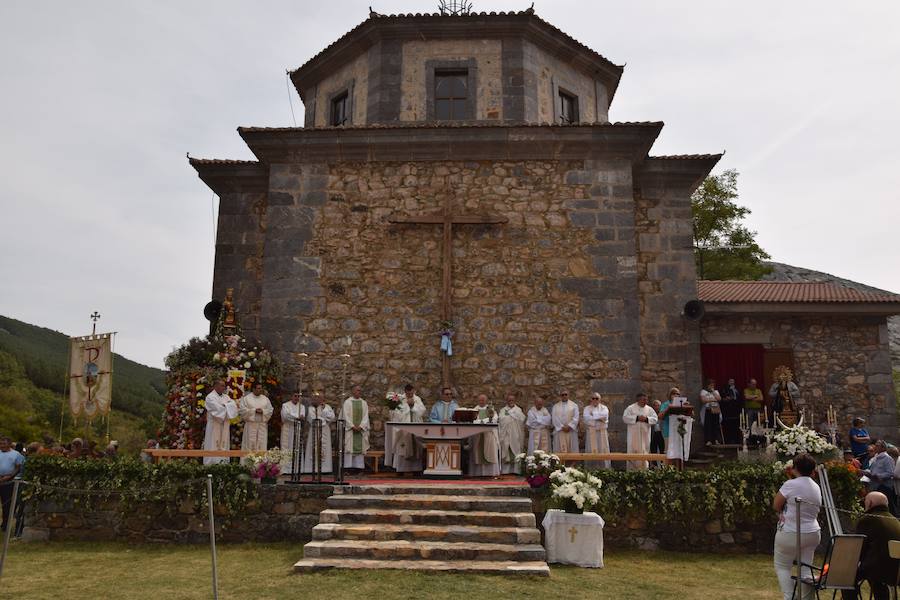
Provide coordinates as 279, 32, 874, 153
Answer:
384, 422, 499, 477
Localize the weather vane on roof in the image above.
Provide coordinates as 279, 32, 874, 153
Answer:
438, 0, 473, 15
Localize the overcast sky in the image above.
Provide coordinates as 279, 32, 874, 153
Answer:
1, 1, 898, 368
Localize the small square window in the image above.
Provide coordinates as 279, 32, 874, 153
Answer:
434, 70, 468, 120
330, 91, 349, 126
559, 90, 578, 124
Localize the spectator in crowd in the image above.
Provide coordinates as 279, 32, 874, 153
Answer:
140, 439, 159, 463
104, 441, 119, 458
842, 491, 900, 600
66, 438, 84, 458
849, 418, 872, 467
719, 377, 743, 444
843, 449, 862, 470
773, 453, 822, 600
0, 436, 25, 532
699, 378, 723, 445
866, 440, 897, 516
743, 378, 764, 427
649, 399, 665, 465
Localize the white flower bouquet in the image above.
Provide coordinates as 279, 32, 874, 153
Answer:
548, 466, 603, 514
772, 425, 836, 460
516, 450, 562, 488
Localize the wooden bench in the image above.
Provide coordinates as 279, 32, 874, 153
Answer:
145, 449, 249, 463
556, 452, 667, 464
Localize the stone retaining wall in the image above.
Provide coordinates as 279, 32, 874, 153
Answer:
24, 483, 773, 553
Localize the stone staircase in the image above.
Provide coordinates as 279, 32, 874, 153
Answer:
294, 483, 549, 576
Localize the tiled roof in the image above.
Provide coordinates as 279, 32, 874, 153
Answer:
293, 9, 622, 76
188, 157, 260, 166
698, 281, 900, 304
647, 154, 724, 160
237, 121, 663, 133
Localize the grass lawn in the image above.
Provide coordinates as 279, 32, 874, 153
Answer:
0, 541, 789, 599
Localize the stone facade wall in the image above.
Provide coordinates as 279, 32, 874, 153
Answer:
23, 484, 331, 544
213, 189, 268, 339
256, 158, 652, 450
311, 51, 370, 128
400, 39, 503, 121
527, 40, 600, 124
701, 314, 898, 437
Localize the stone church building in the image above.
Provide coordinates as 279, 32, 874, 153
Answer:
191, 9, 898, 445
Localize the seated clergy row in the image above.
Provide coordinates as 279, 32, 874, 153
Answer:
202, 379, 666, 474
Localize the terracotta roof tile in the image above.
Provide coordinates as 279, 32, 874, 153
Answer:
188, 157, 260, 166
698, 281, 900, 304
647, 154, 723, 160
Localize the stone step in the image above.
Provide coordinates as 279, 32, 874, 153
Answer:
326, 494, 533, 513
312, 522, 541, 545
302, 539, 546, 562
293, 557, 550, 577
319, 508, 536, 528
338, 484, 531, 497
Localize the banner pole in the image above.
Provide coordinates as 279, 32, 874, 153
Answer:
0, 480, 21, 578
206, 475, 219, 600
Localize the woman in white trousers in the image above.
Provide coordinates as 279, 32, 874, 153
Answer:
772, 453, 822, 600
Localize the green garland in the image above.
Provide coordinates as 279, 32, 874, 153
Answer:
23, 455, 258, 518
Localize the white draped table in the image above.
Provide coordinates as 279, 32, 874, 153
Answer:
384, 422, 499, 477
541, 509, 605, 568
666, 415, 694, 461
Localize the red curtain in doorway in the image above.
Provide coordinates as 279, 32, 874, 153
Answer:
700, 344, 765, 390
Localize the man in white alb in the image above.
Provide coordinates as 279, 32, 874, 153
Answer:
390, 384, 427, 474
202, 379, 238, 465
498, 392, 526, 474
280, 391, 306, 475
623, 392, 658, 470
303, 393, 336, 474
469, 394, 500, 477
526, 395, 552, 455
240, 382, 273, 455
552, 391, 580, 453
583, 392, 610, 469
340, 385, 370, 471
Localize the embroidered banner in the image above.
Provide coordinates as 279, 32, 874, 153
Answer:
69, 333, 113, 419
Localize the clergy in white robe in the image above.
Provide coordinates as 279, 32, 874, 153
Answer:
498, 393, 526, 474
280, 392, 306, 475
582, 393, 611, 469
340, 386, 370, 470
623, 393, 658, 471
303, 395, 336, 473
468, 394, 500, 477
390, 385, 427, 473
526, 396, 552, 455
202, 380, 239, 465
240, 383, 274, 455
429, 387, 459, 422
551, 392, 580, 453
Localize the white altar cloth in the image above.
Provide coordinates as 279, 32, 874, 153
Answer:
542, 509, 605, 568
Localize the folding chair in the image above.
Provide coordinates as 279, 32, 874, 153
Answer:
886, 539, 900, 600
792, 534, 866, 600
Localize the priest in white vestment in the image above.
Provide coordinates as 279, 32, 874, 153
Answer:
623, 393, 658, 470
390, 384, 427, 474
583, 392, 611, 469
498, 393, 526, 474
526, 396, 552, 455
240, 383, 274, 455
340, 385, 370, 470
552, 391, 580, 453
429, 387, 459, 423
303, 394, 336, 473
468, 394, 500, 477
280, 392, 306, 475
202, 380, 238, 465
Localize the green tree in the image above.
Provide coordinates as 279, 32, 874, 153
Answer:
692, 169, 772, 280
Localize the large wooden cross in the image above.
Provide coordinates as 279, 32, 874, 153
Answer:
388, 196, 507, 387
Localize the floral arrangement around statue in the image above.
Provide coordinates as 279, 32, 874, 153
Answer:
548, 466, 603, 514
770, 424, 837, 461
247, 448, 286, 483
516, 450, 563, 489
158, 305, 282, 450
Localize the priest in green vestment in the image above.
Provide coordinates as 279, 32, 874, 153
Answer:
340, 385, 370, 470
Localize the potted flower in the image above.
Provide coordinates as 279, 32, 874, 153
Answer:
516, 450, 562, 490
771, 425, 838, 462
247, 448, 286, 484
547, 467, 603, 514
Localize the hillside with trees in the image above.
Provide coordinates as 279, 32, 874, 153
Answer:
0, 315, 166, 451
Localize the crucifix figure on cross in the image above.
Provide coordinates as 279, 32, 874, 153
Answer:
388, 195, 507, 387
